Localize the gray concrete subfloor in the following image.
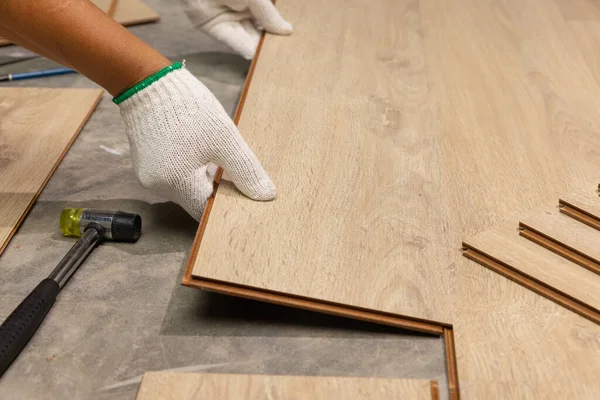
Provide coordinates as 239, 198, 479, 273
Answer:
0, 1, 448, 399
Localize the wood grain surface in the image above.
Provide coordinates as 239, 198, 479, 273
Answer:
463, 190, 600, 323
560, 190, 600, 230
0, 0, 159, 47
105, 0, 160, 25
0, 88, 102, 255
463, 222, 600, 320
185, 0, 600, 397
136, 372, 437, 400
520, 206, 600, 274
107, 0, 119, 18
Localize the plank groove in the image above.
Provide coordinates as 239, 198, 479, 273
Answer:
463, 221, 600, 314
519, 227, 600, 275
136, 373, 437, 400
0, 88, 103, 255
462, 245, 600, 325
560, 190, 600, 230
519, 208, 600, 275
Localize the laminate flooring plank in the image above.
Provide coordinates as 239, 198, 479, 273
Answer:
191, 0, 454, 323
568, 21, 600, 86
519, 0, 600, 179
0, 0, 159, 47
463, 223, 600, 315
460, 381, 600, 399
103, 0, 160, 26
451, 265, 600, 397
190, 0, 600, 324
106, 0, 119, 18
424, 5, 600, 396
560, 190, 600, 230
0, 87, 102, 255
186, 0, 600, 397
136, 373, 436, 400
520, 206, 600, 274
554, 0, 600, 21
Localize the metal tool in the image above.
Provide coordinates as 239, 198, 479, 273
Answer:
0, 67, 75, 82
0, 209, 141, 377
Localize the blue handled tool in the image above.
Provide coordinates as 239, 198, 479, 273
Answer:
0, 67, 75, 82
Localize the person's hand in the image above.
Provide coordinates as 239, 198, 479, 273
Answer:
115, 63, 276, 220
182, 0, 292, 59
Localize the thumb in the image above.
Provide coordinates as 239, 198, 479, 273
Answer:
174, 164, 218, 221
209, 130, 276, 201
248, 0, 293, 35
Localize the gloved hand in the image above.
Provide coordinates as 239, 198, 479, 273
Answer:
114, 62, 276, 220
182, 0, 293, 59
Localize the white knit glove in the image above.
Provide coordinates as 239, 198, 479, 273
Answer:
114, 63, 276, 220
182, 0, 293, 59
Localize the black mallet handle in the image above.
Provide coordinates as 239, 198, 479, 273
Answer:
0, 223, 104, 378
0, 279, 59, 377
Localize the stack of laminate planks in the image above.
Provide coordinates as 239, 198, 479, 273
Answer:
182, 0, 600, 398
464, 188, 600, 324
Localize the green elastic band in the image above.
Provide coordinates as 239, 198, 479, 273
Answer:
112, 62, 183, 104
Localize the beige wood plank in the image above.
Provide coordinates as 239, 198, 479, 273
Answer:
461, 381, 600, 399
554, 0, 600, 21
451, 3, 600, 394
451, 263, 600, 397
97, 0, 160, 26
520, 205, 600, 273
0, 88, 102, 255
192, 0, 600, 323
186, 0, 600, 397
463, 222, 600, 313
560, 190, 600, 225
193, 0, 454, 323
0, 0, 159, 47
136, 373, 436, 400
569, 21, 600, 86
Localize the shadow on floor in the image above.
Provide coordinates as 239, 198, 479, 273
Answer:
177, 51, 250, 85
163, 259, 440, 339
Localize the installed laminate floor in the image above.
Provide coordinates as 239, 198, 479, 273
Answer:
185, 0, 600, 397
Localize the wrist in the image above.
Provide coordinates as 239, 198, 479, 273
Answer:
108, 56, 172, 97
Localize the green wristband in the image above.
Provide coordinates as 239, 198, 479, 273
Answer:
112, 62, 183, 105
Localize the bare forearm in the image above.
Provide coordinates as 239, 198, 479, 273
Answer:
0, 0, 170, 95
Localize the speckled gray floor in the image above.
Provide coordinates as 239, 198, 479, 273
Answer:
0, 1, 448, 399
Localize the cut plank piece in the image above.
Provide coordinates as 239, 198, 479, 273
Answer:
560, 190, 600, 231
107, 0, 119, 18
520, 204, 600, 275
98, 0, 160, 26
0, 0, 159, 47
136, 372, 438, 400
463, 222, 600, 324
185, 0, 600, 397
0, 88, 102, 255
462, 190, 600, 323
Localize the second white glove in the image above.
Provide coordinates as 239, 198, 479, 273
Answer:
182, 0, 293, 59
